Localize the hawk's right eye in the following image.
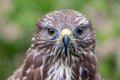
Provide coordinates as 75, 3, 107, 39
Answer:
47, 28, 55, 35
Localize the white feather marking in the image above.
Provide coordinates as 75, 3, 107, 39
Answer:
31, 44, 35, 48
31, 37, 35, 41
11, 78, 15, 80
79, 66, 83, 80
32, 50, 39, 60
36, 37, 39, 40
79, 67, 83, 76
26, 68, 30, 74
78, 17, 89, 26
26, 48, 31, 53
46, 60, 72, 80
39, 65, 44, 79
16, 78, 20, 80
84, 67, 89, 72
74, 17, 81, 22
23, 77, 26, 80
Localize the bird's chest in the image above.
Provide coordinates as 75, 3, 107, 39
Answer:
45, 62, 73, 80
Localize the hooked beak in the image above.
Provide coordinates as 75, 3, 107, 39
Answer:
61, 28, 72, 52
62, 34, 70, 52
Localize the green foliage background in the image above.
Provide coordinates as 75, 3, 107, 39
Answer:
0, 0, 120, 80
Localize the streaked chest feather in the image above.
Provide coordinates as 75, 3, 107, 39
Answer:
45, 61, 73, 80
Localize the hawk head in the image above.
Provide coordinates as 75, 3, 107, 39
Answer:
8, 9, 102, 80
31, 9, 96, 61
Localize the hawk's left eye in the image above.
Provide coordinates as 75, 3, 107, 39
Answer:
47, 28, 55, 35
76, 27, 83, 35
74, 24, 87, 39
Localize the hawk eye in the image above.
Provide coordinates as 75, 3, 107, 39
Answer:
47, 28, 55, 35
76, 27, 83, 35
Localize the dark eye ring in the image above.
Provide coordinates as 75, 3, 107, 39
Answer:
76, 27, 83, 35
47, 28, 55, 35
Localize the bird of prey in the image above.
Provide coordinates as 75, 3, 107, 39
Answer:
8, 9, 103, 80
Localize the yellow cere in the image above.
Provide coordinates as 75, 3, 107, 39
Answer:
54, 28, 80, 42
60, 28, 72, 38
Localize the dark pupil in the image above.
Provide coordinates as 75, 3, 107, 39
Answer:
48, 28, 55, 35
77, 27, 83, 35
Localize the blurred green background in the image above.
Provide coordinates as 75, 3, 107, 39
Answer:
0, 0, 120, 80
